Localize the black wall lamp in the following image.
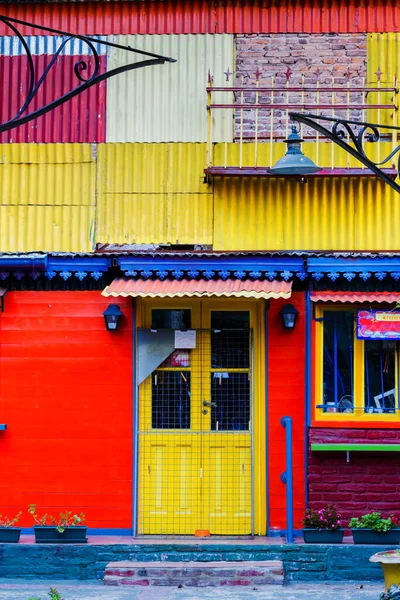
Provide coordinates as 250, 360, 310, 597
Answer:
280, 303, 299, 330
103, 304, 123, 331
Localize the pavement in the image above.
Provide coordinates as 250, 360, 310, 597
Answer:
0, 580, 385, 600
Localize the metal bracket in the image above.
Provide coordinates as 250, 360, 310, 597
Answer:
280, 472, 287, 484
0, 15, 176, 134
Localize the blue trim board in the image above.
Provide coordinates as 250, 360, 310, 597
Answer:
0, 424, 6, 430
264, 303, 270, 535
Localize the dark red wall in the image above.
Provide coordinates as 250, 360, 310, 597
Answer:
268, 292, 306, 531
0, 291, 132, 530
308, 428, 400, 524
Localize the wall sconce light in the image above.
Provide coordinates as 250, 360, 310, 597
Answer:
103, 304, 123, 331
279, 303, 299, 330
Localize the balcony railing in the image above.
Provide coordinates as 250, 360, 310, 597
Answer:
205, 69, 399, 179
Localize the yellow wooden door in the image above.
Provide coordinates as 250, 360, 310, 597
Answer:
137, 299, 255, 535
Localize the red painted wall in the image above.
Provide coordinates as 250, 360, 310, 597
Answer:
268, 292, 306, 531
308, 428, 400, 525
0, 291, 132, 530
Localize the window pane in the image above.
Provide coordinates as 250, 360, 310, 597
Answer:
211, 372, 250, 431
211, 311, 250, 369
364, 341, 397, 414
152, 309, 191, 329
152, 371, 190, 429
323, 311, 354, 412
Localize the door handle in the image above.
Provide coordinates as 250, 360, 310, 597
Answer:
203, 401, 217, 408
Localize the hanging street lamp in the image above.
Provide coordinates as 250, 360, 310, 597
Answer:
270, 125, 322, 176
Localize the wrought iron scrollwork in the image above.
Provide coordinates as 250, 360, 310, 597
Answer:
0, 15, 176, 134
290, 111, 400, 194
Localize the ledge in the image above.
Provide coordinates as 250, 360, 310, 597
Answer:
311, 443, 400, 452
204, 167, 398, 179
0, 425, 6, 431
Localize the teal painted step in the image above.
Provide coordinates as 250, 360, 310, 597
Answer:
104, 560, 284, 587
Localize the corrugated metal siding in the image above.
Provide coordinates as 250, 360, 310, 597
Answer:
2, 1, 400, 35
96, 143, 213, 244
213, 177, 399, 252
0, 54, 106, 143
0, 144, 95, 252
311, 291, 400, 303
367, 33, 400, 83
0, 36, 107, 55
106, 35, 234, 142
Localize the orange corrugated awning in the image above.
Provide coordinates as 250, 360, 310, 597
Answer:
102, 278, 292, 300
310, 291, 400, 303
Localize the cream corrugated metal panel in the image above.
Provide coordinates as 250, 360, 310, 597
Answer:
106, 35, 234, 142
0, 144, 96, 205
213, 176, 398, 252
97, 143, 210, 193
0, 206, 94, 253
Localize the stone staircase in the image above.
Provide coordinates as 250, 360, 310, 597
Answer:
104, 560, 284, 587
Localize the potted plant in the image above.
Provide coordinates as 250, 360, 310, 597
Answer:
0, 511, 22, 543
28, 504, 87, 544
302, 505, 344, 543
349, 512, 400, 544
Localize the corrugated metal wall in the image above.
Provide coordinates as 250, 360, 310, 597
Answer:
106, 35, 234, 142
96, 143, 213, 244
2, 1, 400, 35
213, 175, 400, 252
0, 144, 96, 252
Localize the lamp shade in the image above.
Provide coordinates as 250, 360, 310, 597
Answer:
103, 304, 123, 331
270, 126, 321, 176
279, 303, 299, 330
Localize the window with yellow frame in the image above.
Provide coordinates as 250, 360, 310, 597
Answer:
315, 305, 399, 423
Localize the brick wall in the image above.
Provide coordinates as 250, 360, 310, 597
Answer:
235, 33, 367, 140
308, 428, 400, 524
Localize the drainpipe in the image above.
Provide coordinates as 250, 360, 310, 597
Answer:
280, 416, 294, 543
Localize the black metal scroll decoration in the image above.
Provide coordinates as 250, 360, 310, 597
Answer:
0, 15, 176, 134
290, 111, 400, 194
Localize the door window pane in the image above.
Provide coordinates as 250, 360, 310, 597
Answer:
211, 372, 250, 431
211, 311, 250, 369
323, 311, 354, 412
364, 341, 397, 413
152, 371, 190, 429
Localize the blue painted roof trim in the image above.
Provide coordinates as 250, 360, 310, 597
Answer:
308, 257, 400, 282
0, 256, 111, 282
117, 256, 306, 281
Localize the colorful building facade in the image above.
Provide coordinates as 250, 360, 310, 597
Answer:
1, 0, 400, 536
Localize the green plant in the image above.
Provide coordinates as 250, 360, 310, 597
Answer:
28, 504, 85, 534
0, 511, 22, 528
303, 505, 342, 531
28, 588, 63, 600
349, 512, 399, 532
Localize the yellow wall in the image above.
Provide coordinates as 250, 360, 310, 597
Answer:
0, 142, 398, 252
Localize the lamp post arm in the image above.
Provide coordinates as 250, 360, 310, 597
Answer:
290, 112, 400, 195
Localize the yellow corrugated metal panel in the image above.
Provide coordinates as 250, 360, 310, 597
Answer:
213, 176, 398, 251
96, 193, 212, 245
367, 34, 399, 126
0, 143, 95, 252
97, 143, 209, 194
0, 206, 94, 253
106, 35, 234, 142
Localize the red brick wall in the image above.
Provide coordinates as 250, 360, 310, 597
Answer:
308, 428, 400, 524
235, 33, 367, 139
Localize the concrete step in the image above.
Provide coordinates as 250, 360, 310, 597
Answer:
104, 560, 284, 587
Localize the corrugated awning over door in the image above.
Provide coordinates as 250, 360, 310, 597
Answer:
310, 291, 400, 303
102, 278, 292, 299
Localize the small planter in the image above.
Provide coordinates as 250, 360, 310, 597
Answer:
34, 526, 88, 544
302, 528, 345, 544
352, 529, 400, 545
370, 550, 400, 591
0, 528, 21, 543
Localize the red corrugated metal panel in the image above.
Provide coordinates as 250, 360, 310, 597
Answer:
310, 291, 400, 303
2, 1, 400, 35
0, 54, 106, 143
102, 277, 292, 299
